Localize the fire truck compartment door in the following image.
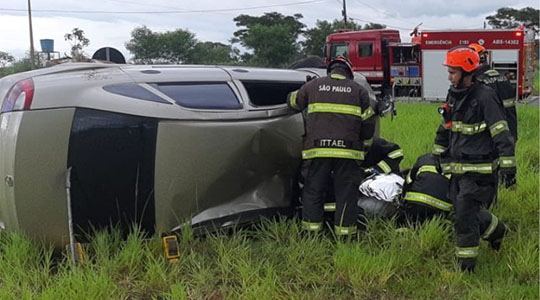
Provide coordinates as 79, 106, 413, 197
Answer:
422, 50, 448, 102
490, 50, 518, 63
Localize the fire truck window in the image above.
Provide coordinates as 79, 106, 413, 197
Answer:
392, 47, 419, 63
330, 43, 348, 59
358, 43, 373, 57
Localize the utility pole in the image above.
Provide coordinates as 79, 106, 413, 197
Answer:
342, 0, 347, 28
27, 0, 35, 69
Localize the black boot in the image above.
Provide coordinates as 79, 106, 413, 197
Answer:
458, 257, 476, 273
488, 222, 509, 251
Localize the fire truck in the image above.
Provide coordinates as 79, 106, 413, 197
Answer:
325, 28, 536, 101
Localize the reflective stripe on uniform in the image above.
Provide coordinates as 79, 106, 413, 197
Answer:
302, 148, 365, 160
362, 106, 376, 120
417, 165, 451, 178
484, 69, 500, 77
418, 165, 438, 175
324, 202, 336, 212
456, 246, 479, 258
388, 149, 404, 159
307, 103, 363, 117
441, 161, 497, 174
451, 121, 487, 135
288, 90, 299, 110
330, 74, 347, 80
377, 161, 391, 174
364, 138, 373, 147
302, 221, 323, 232
489, 120, 509, 137
481, 213, 498, 240
404, 191, 452, 211
503, 98, 516, 108
499, 156, 516, 168
334, 225, 357, 236
433, 144, 447, 155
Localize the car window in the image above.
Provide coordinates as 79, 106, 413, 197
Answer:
240, 80, 304, 106
103, 83, 171, 104
152, 82, 242, 110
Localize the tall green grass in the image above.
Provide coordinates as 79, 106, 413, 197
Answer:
0, 103, 537, 299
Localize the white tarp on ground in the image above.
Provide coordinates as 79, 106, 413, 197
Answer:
359, 173, 404, 202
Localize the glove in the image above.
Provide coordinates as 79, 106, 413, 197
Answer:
364, 167, 382, 176
500, 172, 516, 189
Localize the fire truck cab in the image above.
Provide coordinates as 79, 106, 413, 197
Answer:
325, 29, 400, 90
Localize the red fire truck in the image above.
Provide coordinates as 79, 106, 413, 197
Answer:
325, 28, 536, 101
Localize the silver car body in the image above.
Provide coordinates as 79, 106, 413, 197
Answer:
0, 63, 377, 247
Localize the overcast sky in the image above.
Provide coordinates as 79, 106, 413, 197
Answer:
0, 0, 537, 60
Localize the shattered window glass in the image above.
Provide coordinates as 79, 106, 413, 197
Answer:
241, 81, 304, 107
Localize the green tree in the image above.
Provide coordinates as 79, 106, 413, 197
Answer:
126, 26, 197, 64
0, 51, 15, 69
232, 12, 305, 67
362, 22, 386, 30
187, 42, 238, 65
0, 58, 33, 78
64, 28, 90, 60
486, 7, 539, 29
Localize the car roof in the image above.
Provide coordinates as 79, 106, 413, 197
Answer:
0, 62, 375, 120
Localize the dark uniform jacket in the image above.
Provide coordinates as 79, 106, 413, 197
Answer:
433, 83, 516, 176
287, 69, 375, 161
363, 138, 403, 174
476, 65, 518, 140
403, 154, 452, 212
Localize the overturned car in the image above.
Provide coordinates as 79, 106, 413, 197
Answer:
0, 62, 380, 248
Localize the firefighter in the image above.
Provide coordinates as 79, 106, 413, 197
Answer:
432, 46, 516, 272
287, 56, 376, 237
469, 43, 518, 188
399, 153, 452, 223
399, 154, 508, 250
362, 137, 404, 175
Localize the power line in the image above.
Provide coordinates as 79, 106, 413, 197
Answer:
0, 0, 325, 14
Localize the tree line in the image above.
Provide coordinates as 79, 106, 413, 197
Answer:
0, 6, 538, 76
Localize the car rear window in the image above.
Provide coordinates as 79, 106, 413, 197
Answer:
103, 83, 171, 104
152, 82, 242, 110
241, 81, 304, 106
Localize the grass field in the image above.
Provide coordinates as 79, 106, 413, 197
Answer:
0, 103, 538, 299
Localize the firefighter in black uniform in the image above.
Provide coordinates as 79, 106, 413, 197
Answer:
399, 154, 508, 251
362, 137, 404, 175
287, 56, 376, 237
469, 43, 518, 188
433, 46, 516, 272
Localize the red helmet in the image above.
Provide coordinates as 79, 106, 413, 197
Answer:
443, 46, 480, 73
327, 56, 353, 78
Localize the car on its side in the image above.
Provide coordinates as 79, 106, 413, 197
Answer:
0, 62, 378, 248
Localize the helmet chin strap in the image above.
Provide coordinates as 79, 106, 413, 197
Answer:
454, 71, 472, 88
